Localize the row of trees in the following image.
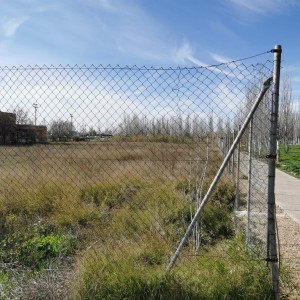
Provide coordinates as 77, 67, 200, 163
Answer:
45, 70, 300, 146
116, 71, 300, 156
3, 70, 299, 147
117, 114, 221, 137
46, 113, 235, 142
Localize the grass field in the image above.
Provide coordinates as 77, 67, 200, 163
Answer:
277, 144, 300, 179
0, 138, 274, 299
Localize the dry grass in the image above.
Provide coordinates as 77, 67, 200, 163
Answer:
0, 140, 273, 298
0, 141, 208, 179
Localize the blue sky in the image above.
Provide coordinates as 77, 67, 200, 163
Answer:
0, 0, 300, 99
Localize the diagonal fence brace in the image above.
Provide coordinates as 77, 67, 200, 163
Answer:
167, 76, 273, 271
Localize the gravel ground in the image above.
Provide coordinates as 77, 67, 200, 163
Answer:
276, 206, 300, 299
236, 175, 300, 298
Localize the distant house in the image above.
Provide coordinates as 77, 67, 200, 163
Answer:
16, 124, 48, 144
0, 111, 48, 144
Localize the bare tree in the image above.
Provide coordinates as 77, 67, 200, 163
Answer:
293, 101, 300, 144
217, 116, 224, 136
49, 120, 72, 141
279, 71, 294, 153
242, 80, 270, 156
192, 115, 206, 137
208, 114, 214, 136
13, 106, 32, 125
117, 113, 209, 138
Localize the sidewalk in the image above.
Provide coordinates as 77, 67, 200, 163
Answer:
275, 168, 300, 225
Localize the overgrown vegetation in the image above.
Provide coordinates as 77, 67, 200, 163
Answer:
0, 140, 275, 298
71, 235, 272, 300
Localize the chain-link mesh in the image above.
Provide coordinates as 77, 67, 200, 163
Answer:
234, 85, 271, 255
0, 53, 293, 298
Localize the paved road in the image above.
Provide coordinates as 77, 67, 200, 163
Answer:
275, 168, 300, 225
238, 154, 300, 225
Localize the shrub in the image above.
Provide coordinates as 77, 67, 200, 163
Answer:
0, 229, 74, 269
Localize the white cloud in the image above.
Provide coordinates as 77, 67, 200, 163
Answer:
174, 40, 192, 63
2, 16, 29, 37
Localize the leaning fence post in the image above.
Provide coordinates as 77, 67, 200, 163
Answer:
227, 133, 231, 173
167, 76, 272, 271
267, 44, 281, 300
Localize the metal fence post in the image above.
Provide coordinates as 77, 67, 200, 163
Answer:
232, 130, 235, 176
267, 44, 282, 300
246, 118, 253, 246
234, 125, 241, 228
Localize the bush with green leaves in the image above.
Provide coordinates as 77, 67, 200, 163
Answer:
0, 228, 74, 269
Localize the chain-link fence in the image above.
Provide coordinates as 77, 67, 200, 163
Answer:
0, 48, 295, 299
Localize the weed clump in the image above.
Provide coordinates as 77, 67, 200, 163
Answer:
80, 182, 139, 209
70, 236, 273, 299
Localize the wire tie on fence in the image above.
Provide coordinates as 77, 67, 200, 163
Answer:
270, 48, 282, 54
264, 257, 279, 263
266, 154, 277, 161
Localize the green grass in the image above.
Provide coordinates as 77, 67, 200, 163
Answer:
277, 144, 300, 179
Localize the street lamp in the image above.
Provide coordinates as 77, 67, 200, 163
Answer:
33, 103, 38, 126
70, 114, 73, 140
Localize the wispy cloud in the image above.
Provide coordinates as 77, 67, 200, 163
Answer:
174, 40, 208, 67
2, 16, 29, 37
174, 41, 252, 82
209, 52, 234, 64
83, 0, 187, 65
93, 0, 135, 15
174, 41, 240, 71
226, 0, 299, 16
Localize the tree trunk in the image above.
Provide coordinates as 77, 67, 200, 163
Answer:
276, 139, 280, 163
285, 141, 289, 154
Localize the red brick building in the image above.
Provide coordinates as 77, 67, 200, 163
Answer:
0, 111, 47, 144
